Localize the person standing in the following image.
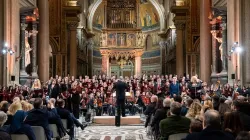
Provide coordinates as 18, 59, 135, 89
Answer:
169, 77, 180, 98
113, 76, 128, 117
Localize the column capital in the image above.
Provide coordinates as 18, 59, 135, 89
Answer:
67, 21, 79, 30
135, 51, 143, 57
174, 21, 185, 30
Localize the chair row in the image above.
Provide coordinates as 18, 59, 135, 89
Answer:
10, 119, 68, 140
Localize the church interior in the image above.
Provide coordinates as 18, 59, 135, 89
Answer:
0, 0, 249, 86
1, 0, 250, 140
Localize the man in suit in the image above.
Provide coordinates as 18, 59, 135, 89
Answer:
151, 98, 171, 139
56, 99, 87, 140
24, 98, 58, 140
185, 110, 234, 140
159, 101, 190, 140
48, 79, 60, 99
113, 76, 128, 117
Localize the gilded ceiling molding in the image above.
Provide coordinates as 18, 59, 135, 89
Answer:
87, 0, 166, 33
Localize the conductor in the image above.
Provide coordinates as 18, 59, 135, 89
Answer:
113, 76, 128, 117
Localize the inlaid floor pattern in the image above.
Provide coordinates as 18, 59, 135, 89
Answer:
65, 125, 150, 140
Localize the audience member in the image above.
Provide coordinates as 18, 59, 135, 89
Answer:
144, 95, 158, 127
24, 98, 58, 140
185, 110, 234, 140
159, 101, 191, 140
231, 100, 250, 131
0, 111, 11, 140
189, 119, 202, 133
185, 102, 202, 119
223, 111, 243, 137
151, 98, 171, 139
236, 131, 250, 140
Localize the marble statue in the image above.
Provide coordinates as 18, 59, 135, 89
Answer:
25, 30, 32, 67
211, 30, 223, 61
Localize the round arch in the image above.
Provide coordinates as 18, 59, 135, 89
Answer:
49, 37, 58, 53
87, 0, 165, 32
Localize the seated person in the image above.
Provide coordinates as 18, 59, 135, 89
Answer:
159, 101, 191, 140
185, 110, 234, 140
56, 99, 87, 140
6, 101, 35, 140
144, 95, 158, 128
189, 119, 203, 133
24, 98, 58, 140
0, 111, 11, 140
151, 98, 171, 139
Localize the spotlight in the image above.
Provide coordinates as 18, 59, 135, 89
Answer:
9, 50, 14, 55
2, 49, 7, 54
234, 42, 238, 45
235, 47, 242, 53
4, 43, 8, 47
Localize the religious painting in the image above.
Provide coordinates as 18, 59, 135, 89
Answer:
117, 33, 126, 46
93, 3, 104, 29
127, 34, 136, 47
107, 33, 117, 46
140, 3, 160, 31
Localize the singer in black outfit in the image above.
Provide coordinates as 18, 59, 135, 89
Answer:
113, 77, 128, 117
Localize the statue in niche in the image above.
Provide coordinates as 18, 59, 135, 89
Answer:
25, 30, 32, 67
211, 31, 223, 61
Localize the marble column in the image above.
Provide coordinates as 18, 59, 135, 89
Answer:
174, 21, 185, 77
87, 41, 93, 77
211, 29, 218, 74
68, 21, 78, 77
0, 0, 3, 85
159, 41, 167, 75
31, 22, 38, 78
103, 1, 107, 28
135, 52, 142, 78
101, 55, 109, 76
20, 15, 27, 75
38, 0, 49, 83
200, 0, 212, 82
241, 0, 250, 84
221, 15, 228, 73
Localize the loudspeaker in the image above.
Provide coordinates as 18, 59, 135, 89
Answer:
11, 76, 15, 81
115, 116, 120, 127
231, 74, 235, 80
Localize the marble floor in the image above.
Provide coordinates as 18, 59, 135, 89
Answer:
67, 125, 150, 140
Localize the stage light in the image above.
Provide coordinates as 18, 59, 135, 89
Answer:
4, 43, 8, 47
2, 49, 7, 54
235, 47, 242, 53
9, 50, 14, 55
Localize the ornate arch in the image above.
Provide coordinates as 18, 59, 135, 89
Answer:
87, 0, 165, 32
193, 37, 200, 52
49, 37, 58, 53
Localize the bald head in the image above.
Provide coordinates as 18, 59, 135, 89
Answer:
151, 95, 158, 103
204, 110, 221, 128
163, 98, 171, 107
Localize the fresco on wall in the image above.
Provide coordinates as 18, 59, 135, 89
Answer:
107, 33, 137, 47
107, 33, 117, 46
127, 34, 136, 47
140, 3, 160, 31
93, 3, 104, 30
117, 33, 126, 46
